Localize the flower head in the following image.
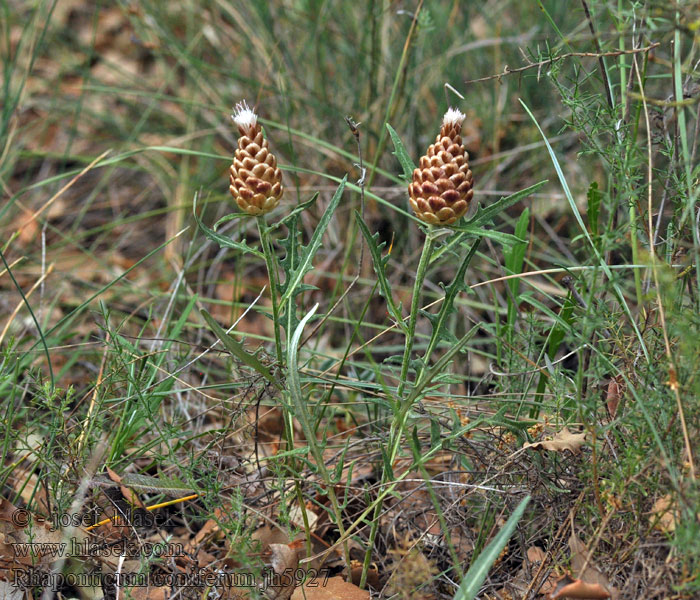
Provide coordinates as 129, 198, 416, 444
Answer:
231, 100, 258, 136
442, 107, 466, 128
229, 100, 284, 216
408, 108, 474, 226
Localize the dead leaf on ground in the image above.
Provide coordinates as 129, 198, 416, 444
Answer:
526, 546, 558, 596
290, 576, 369, 600
348, 559, 379, 589
605, 376, 624, 419
251, 524, 291, 548
106, 466, 146, 509
523, 428, 587, 454
288, 503, 319, 531
385, 533, 439, 598
0, 498, 84, 570
186, 507, 225, 565
495, 545, 557, 598
547, 574, 611, 599
121, 585, 170, 600
264, 543, 299, 600
650, 495, 677, 533
0, 580, 24, 600
566, 534, 616, 599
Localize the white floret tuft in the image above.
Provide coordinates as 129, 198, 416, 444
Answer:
232, 100, 258, 133
442, 107, 466, 127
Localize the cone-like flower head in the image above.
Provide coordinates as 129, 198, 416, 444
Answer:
408, 108, 474, 225
229, 101, 283, 215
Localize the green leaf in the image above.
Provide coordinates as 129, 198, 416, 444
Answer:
288, 304, 329, 474
502, 208, 529, 331
431, 181, 546, 263
504, 208, 530, 295
193, 193, 264, 258
534, 294, 576, 415
466, 181, 547, 228
430, 418, 441, 449
587, 181, 601, 239
380, 445, 395, 481
410, 426, 422, 462
408, 325, 478, 406
355, 212, 408, 334
279, 177, 346, 307
421, 309, 458, 345
334, 441, 351, 483
422, 238, 481, 364
386, 123, 417, 181
103, 473, 198, 496
279, 226, 303, 336
257, 446, 310, 462
213, 211, 251, 231
453, 496, 531, 600
270, 192, 319, 232
543, 295, 576, 358
200, 309, 280, 389
450, 223, 523, 247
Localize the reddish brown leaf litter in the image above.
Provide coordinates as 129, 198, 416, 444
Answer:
290, 576, 368, 599
547, 574, 611, 599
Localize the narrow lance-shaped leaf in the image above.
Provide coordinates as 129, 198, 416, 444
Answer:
408, 325, 478, 406
432, 181, 547, 263
504, 208, 530, 297
279, 176, 347, 307
287, 303, 334, 480
279, 227, 310, 337
201, 309, 281, 389
270, 192, 319, 232
430, 417, 441, 449
93, 473, 199, 496
212, 211, 250, 231
453, 496, 531, 600
466, 181, 547, 228
386, 123, 417, 181
449, 223, 523, 247
193, 193, 264, 259
287, 303, 319, 438
355, 212, 408, 334
587, 181, 601, 244
422, 238, 481, 363
410, 426, 422, 462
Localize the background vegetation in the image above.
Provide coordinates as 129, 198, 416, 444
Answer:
1, 1, 698, 598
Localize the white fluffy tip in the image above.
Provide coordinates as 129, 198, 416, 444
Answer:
232, 100, 258, 132
442, 107, 466, 127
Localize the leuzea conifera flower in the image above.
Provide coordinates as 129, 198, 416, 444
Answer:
229, 100, 283, 215
408, 108, 474, 225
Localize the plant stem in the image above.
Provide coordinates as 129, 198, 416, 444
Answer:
360, 226, 434, 588
287, 305, 351, 572
256, 215, 311, 553
392, 227, 435, 450
256, 215, 283, 366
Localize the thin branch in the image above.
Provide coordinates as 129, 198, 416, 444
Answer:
464, 43, 660, 84
581, 0, 614, 110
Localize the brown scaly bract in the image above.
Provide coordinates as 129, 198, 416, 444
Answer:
408, 108, 474, 225
229, 100, 284, 215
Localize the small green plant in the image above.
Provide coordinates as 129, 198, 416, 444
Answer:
357, 110, 542, 587
197, 102, 544, 589
197, 99, 352, 567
